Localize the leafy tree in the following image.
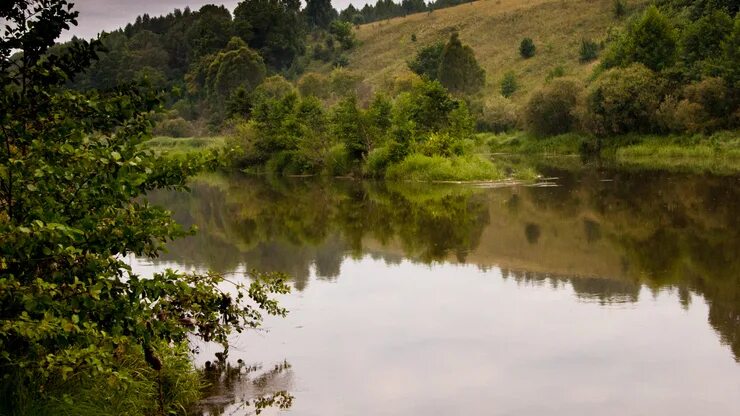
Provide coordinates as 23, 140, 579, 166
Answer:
332, 96, 371, 161
605, 5, 677, 71
202, 37, 267, 102
583, 63, 664, 135
233, 0, 306, 70
305, 0, 338, 29
329, 20, 357, 50
297, 72, 331, 99
680, 9, 733, 68
408, 41, 445, 80
185, 5, 234, 59
0, 1, 289, 413
437, 32, 485, 94
719, 16, 740, 86
519, 37, 536, 58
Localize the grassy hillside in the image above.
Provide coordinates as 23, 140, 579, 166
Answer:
326, 0, 647, 101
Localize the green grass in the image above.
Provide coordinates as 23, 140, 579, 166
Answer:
385, 153, 505, 182
614, 132, 740, 174
143, 136, 226, 157
485, 131, 584, 155
484, 130, 740, 174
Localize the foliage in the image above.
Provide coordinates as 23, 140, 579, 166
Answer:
579, 39, 599, 62
305, 0, 338, 29
233, 0, 306, 70
437, 32, 486, 94
153, 117, 195, 138
407, 41, 445, 81
297, 72, 331, 99
500, 71, 518, 98
602, 5, 677, 72
582, 64, 664, 135
524, 78, 583, 136
519, 38, 536, 58
479, 95, 519, 133
613, 0, 627, 18
679, 9, 733, 75
329, 20, 357, 50
0, 2, 290, 414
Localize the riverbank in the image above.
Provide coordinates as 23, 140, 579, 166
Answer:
485, 131, 740, 174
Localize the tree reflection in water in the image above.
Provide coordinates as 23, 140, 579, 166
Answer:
145, 169, 740, 363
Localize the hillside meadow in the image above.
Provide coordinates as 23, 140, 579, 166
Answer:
325, 0, 647, 101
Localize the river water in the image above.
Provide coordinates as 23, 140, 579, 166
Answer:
130, 165, 740, 415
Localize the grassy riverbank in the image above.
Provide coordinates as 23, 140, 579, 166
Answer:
144, 136, 227, 157
486, 131, 740, 174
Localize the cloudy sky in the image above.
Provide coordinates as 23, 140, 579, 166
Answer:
62, 0, 364, 41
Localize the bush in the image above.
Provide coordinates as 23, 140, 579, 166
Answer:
579, 39, 599, 62
582, 63, 664, 135
364, 146, 394, 177
602, 5, 677, 71
407, 41, 445, 80
326, 143, 352, 176
613, 0, 626, 18
153, 117, 194, 138
546, 66, 566, 81
479, 95, 519, 132
524, 78, 583, 136
297, 72, 331, 99
418, 132, 464, 157
681, 77, 735, 131
329, 67, 363, 98
500, 71, 518, 97
519, 38, 536, 58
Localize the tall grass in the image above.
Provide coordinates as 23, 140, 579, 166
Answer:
385, 153, 504, 181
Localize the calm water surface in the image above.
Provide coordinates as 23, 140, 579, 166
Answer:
131, 167, 740, 415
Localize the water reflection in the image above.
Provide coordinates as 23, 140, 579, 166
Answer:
146, 169, 740, 362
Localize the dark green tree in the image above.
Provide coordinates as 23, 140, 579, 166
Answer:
408, 41, 445, 80
233, 0, 306, 70
519, 37, 536, 58
304, 0, 338, 29
437, 32, 485, 94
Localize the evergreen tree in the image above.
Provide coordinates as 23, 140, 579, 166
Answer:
305, 0, 338, 29
437, 32, 485, 94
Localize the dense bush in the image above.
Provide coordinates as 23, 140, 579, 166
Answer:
613, 0, 626, 18
479, 95, 520, 133
408, 41, 445, 80
519, 38, 536, 58
579, 39, 599, 62
500, 72, 518, 97
153, 117, 195, 138
524, 78, 583, 136
582, 64, 664, 135
297, 72, 332, 99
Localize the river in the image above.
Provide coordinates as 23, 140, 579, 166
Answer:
130, 165, 740, 415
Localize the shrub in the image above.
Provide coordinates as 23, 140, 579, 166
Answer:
579, 39, 599, 62
524, 78, 583, 136
681, 77, 735, 131
364, 146, 394, 177
437, 32, 486, 94
519, 38, 536, 58
329, 20, 356, 50
479, 95, 519, 132
613, 0, 626, 18
418, 132, 464, 157
500, 71, 518, 97
329, 67, 363, 98
407, 41, 445, 80
546, 66, 566, 81
679, 10, 733, 69
326, 143, 352, 176
153, 117, 194, 138
297, 72, 331, 99
582, 63, 663, 135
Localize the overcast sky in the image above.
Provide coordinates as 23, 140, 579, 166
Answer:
61, 0, 365, 41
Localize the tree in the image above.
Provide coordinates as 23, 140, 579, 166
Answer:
500, 71, 518, 97
304, 0, 338, 29
519, 37, 536, 58
437, 32, 485, 94
408, 41, 445, 80
0, 1, 288, 412
233, 0, 306, 70
605, 5, 677, 72
583, 64, 664, 135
